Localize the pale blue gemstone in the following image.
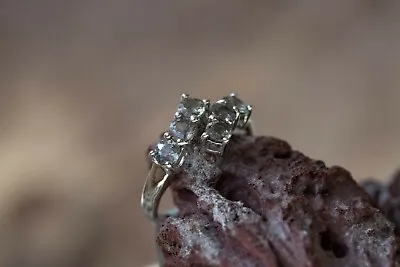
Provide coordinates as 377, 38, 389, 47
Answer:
223, 95, 251, 127
177, 98, 206, 119
223, 95, 249, 115
154, 138, 181, 165
169, 120, 185, 140
210, 101, 237, 124
205, 121, 233, 142
169, 120, 194, 141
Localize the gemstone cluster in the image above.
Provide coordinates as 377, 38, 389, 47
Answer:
150, 93, 252, 170
150, 94, 210, 169
201, 93, 252, 154
169, 94, 209, 143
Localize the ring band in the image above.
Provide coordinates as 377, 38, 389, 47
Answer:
141, 163, 171, 220
141, 93, 253, 221
235, 119, 254, 136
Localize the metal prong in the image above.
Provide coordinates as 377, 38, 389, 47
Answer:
203, 99, 211, 109
164, 163, 172, 169
177, 140, 189, 146
190, 116, 200, 123
246, 105, 253, 124
177, 154, 186, 168
174, 111, 182, 119
180, 93, 189, 101
206, 149, 221, 155
231, 106, 240, 127
232, 106, 240, 117
205, 140, 226, 155
208, 113, 217, 121
163, 132, 172, 139
149, 150, 156, 157
201, 132, 209, 142
229, 92, 237, 97
215, 99, 227, 105
222, 138, 230, 146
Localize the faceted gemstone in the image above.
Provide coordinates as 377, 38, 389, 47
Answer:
153, 138, 181, 165
169, 118, 196, 141
223, 94, 252, 126
177, 97, 207, 120
210, 101, 237, 124
223, 95, 247, 113
205, 121, 233, 142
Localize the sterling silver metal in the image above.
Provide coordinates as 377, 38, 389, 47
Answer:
141, 93, 253, 221
142, 131, 187, 220
141, 163, 171, 220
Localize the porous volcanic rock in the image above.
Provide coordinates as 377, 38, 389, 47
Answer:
363, 170, 400, 236
156, 135, 399, 267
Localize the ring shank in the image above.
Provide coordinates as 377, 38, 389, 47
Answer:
141, 163, 171, 221
234, 119, 254, 136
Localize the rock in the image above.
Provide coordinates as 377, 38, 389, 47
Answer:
156, 135, 399, 267
389, 170, 400, 198
362, 170, 400, 236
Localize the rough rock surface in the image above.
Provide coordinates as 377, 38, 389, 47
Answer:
156, 135, 399, 267
363, 170, 400, 236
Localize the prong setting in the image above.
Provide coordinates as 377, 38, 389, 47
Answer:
163, 132, 172, 139
152, 94, 213, 172
151, 132, 185, 170
222, 93, 252, 128
153, 93, 253, 162
169, 95, 209, 143
180, 93, 189, 101
202, 138, 227, 155
142, 92, 253, 221
201, 93, 252, 154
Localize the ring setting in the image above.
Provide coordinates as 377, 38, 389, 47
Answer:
141, 93, 253, 221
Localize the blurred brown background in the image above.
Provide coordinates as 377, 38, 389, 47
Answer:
0, 1, 400, 266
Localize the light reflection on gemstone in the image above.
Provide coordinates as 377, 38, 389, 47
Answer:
177, 97, 207, 120
205, 121, 233, 142
169, 119, 196, 141
223, 94, 251, 127
152, 93, 252, 164
153, 137, 181, 166
210, 101, 237, 124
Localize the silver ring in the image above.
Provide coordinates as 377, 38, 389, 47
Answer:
141, 93, 253, 221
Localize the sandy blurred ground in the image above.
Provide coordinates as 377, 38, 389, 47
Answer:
0, 1, 400, 266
